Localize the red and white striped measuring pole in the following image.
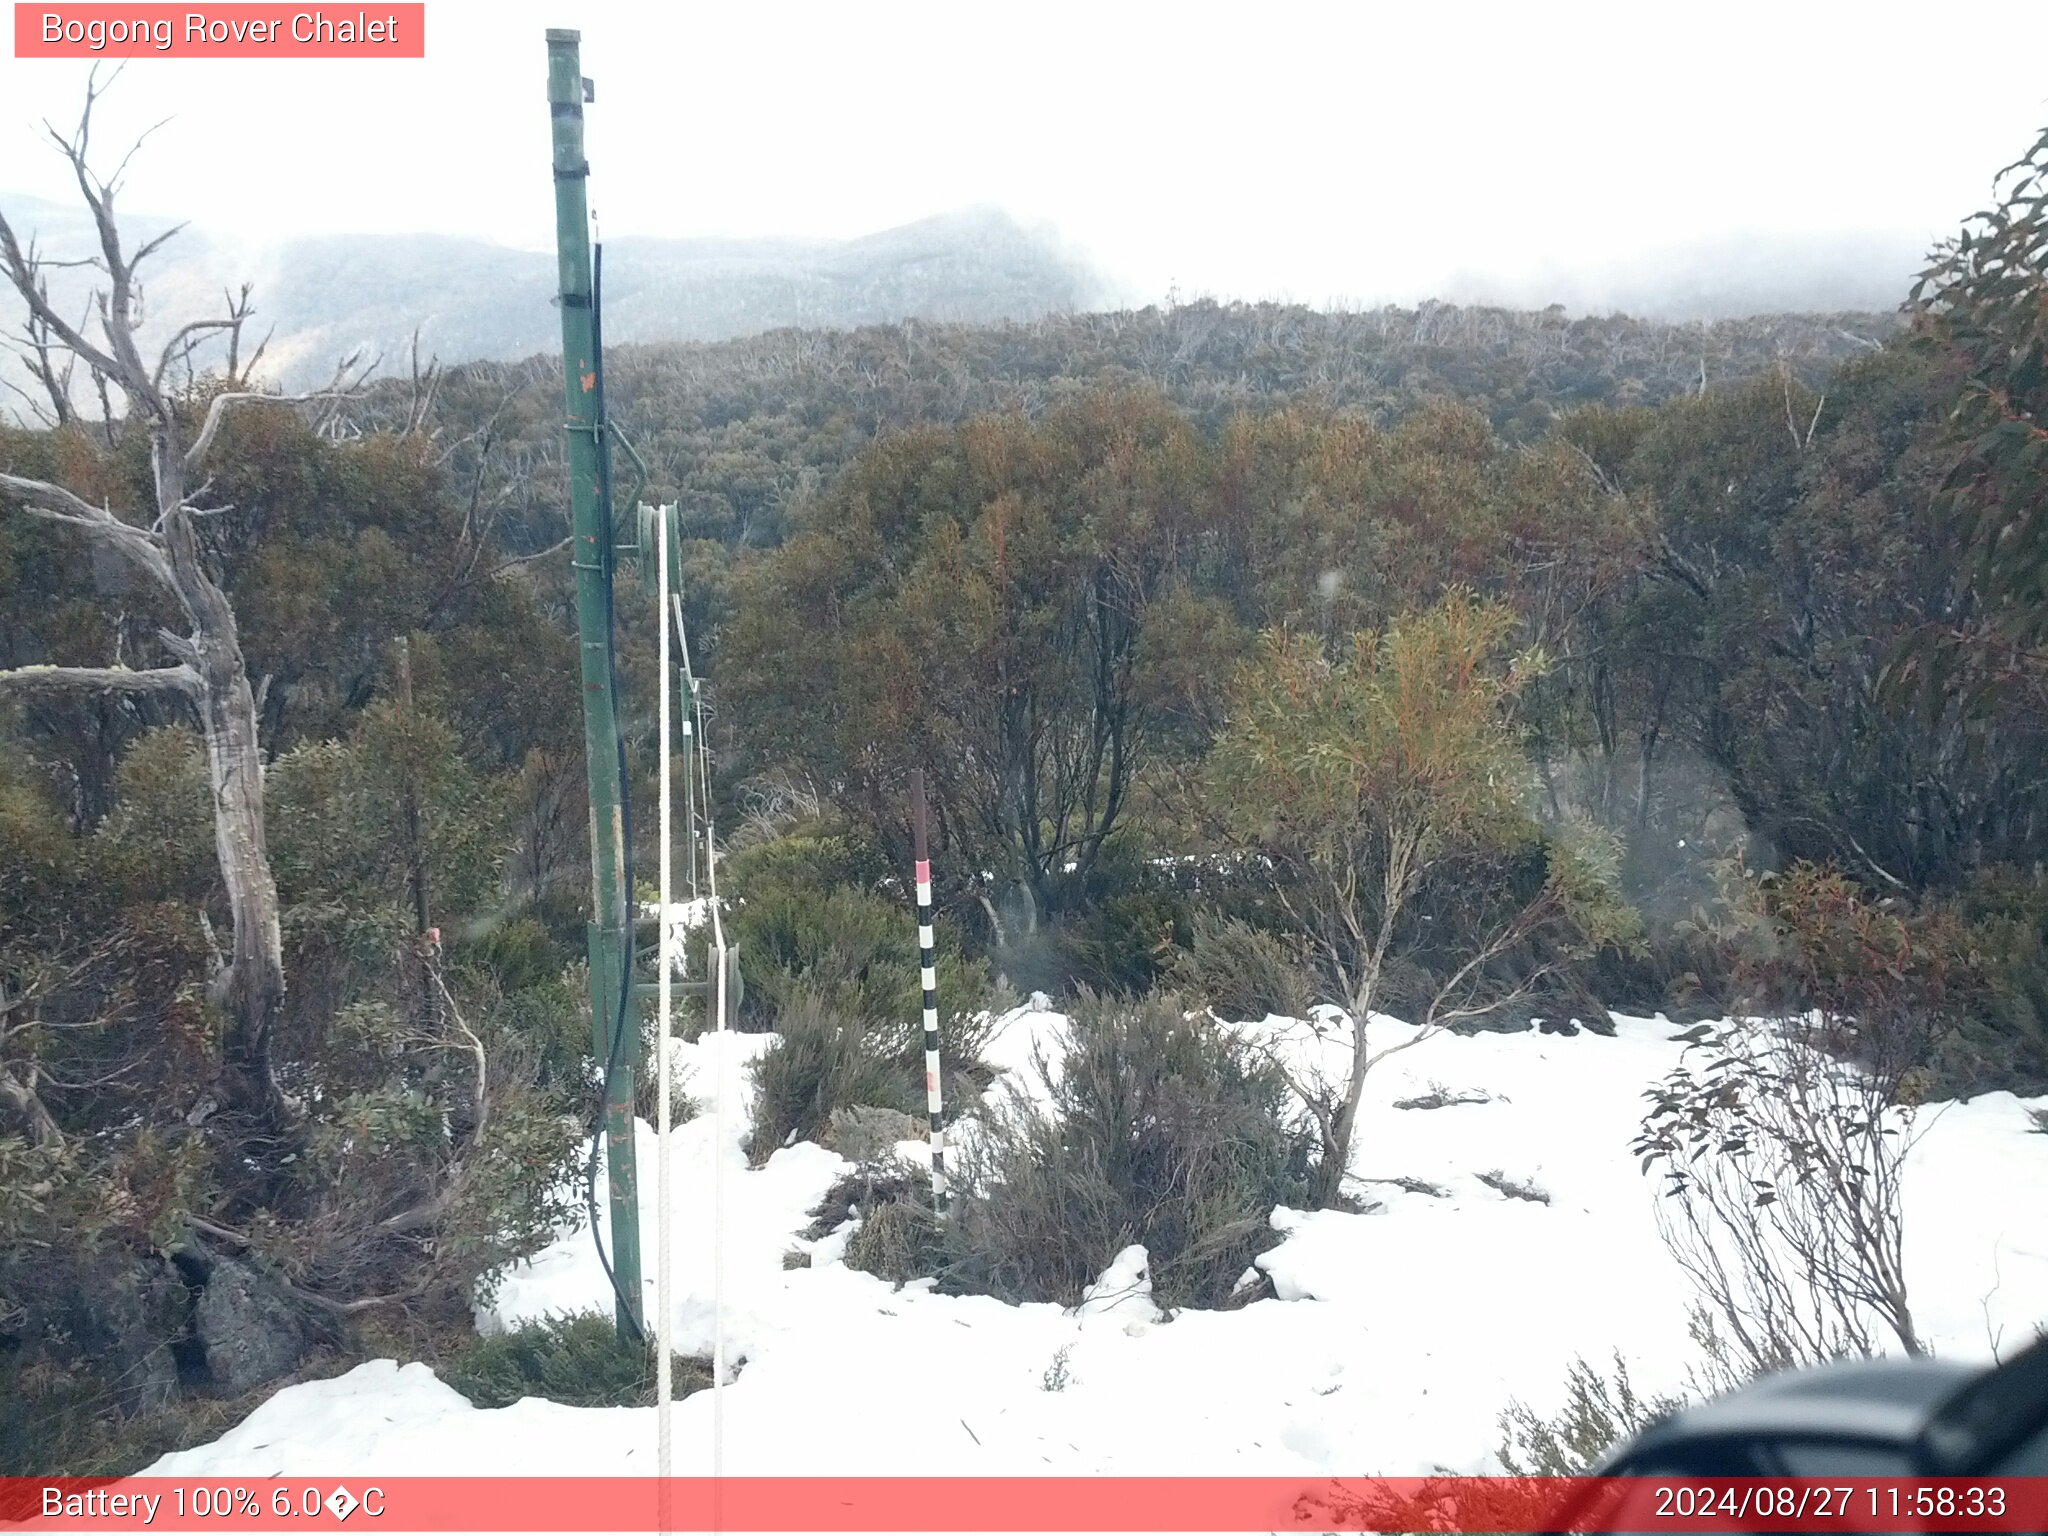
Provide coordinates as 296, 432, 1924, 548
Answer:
910, 770, 948, 1210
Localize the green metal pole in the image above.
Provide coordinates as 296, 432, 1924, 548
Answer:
546, 28, 642, 1339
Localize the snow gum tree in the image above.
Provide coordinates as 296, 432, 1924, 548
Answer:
1205, 590, 1636, 1207
0, 84, 361, 1127
726, 389, 1216, 955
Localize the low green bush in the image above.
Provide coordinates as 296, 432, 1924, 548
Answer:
804, 1162, 947, 1286
1167, 913, 1315, 1022
733, 882, 987, 1030
444, 1312, 711, 1409
1932, 866, 2048, 1097
720, 823, 890, 903
747, 988, 921, 1162
828, 990, 1313, 1310
1055, 888, 1192, 996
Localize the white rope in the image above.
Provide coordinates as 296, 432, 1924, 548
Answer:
702, 711, 729, 1485
654, 504, 675, 1517
649, 514, 728, 1498
670, 564, 730, 1488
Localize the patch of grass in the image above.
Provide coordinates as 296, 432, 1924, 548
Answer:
0, 1348, 356, 1477
803, 1163, 946, 1286
1477, 1169, 1551, 1204
1394, 1081, 1493, 1110
443, 1312, 712, 1409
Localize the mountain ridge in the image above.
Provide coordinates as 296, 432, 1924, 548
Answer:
0, 199, 1111, 390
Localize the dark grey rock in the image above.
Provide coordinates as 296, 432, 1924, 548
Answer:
193, 1256, 306, 1396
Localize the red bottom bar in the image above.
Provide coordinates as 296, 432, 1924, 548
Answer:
1, 1477, 2043, 1532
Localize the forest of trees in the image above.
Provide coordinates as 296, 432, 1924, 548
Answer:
3, 99, 2046, 1473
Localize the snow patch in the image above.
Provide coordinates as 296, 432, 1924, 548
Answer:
148, 1005, 2048, 1478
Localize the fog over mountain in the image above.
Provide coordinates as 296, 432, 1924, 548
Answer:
0, 195, 1110, 390
0, 187, 1924, 397
1436, 228, 1932, 323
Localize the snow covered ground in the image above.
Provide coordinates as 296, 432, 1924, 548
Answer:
147, 1006, 2048, 1479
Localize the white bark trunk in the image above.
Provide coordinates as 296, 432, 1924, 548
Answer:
0, 88, 297, 1125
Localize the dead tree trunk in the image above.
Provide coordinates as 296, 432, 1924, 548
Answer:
0, 80, 357, 1126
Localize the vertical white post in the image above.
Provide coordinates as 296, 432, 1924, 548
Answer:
655, 505, 674, 1508
708, 806, 733, 1482
709, 824, 728, 1482
685, 621, 730, 1483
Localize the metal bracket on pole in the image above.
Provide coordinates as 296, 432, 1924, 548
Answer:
635, 502, 683, 600
612, 424, 650, 520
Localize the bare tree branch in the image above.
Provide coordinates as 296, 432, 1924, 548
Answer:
0, 662, 198, 698
0, 468, 136, 528
488, 535, 572, 576
179, 1215, 429, 1315
2, 242, 83, 425
183, 354, 371, 471
43, 79, 160, 413
222, 284, 269, 388
0, 1061, 62, 1149
127, 214, 187, 273
152, 316, 239, 392
0, 211, 124, 385
401, 326, 441, 438
0, 469, 178, 589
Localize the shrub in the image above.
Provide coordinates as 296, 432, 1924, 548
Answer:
732, 881, 987, 1033
720, 821, 888, 901
461, 915, 570, 995
742, 881, 998, 1166
1496, 1351, 1686, 1475
1168, 913, 1315, 1022
942, 989, 1313, 1310
800, 1160, 944, 1285
1040, 837, 1195, 995
845, 1170, 947, 1285
823, 1105, 920, 1164
746, 989, 921, 1163
1930, 866, 2048, 1097
487, 970, 590, 1098
84, 728, 215, 905
1055, 888, 1192, 996
444, 1311, 711, 1409
1639, 862, 1951, 1376
0, 1351, 323, 1477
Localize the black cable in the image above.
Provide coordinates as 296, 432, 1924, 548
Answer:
582, 236, 646, 1344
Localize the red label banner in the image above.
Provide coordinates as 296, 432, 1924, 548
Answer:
14, 5, 425, 58
1, 1477, 2045, 1532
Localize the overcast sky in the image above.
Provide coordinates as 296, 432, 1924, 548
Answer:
3, 0, 2047, 309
